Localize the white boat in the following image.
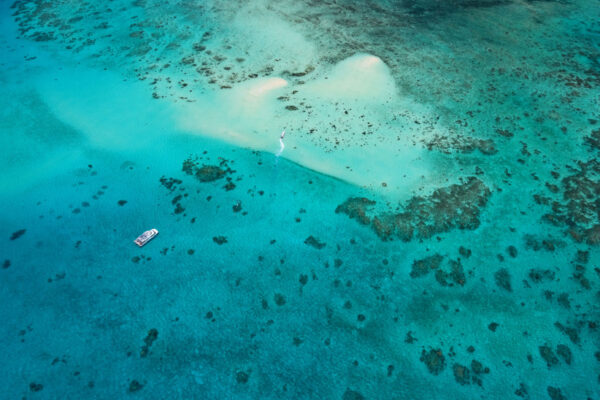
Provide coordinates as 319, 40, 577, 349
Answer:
134, 229, 158, 247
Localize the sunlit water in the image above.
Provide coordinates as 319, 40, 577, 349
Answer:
1, 0, 599, 398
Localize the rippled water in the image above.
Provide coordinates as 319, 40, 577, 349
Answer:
1, 0, 599, 398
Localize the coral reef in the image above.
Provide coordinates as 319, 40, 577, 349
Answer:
453, 363, 470, 385
10, 229, 26, 240
494, 268, 512, 292
304, 235, 326, 249
140, 328, 158, 358
343, 389, 365, 400
538, 159, 600, 245
420, 348, 446, 375
424, 134, 498, 155
335, 197, 376, 225
337, 177, 491, 241
410, 254, 444, 278
213, 236, 227, 245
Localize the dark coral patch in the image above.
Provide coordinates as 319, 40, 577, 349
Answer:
236, 371, 249, 384
128, 380, 143, 392
554, 322, 579, 344
494, 268, 512, 292
547, 386, 567, 400
29, 382, 43, 392
273, 293, 286, 306
420, 348, 446, 375
337, 177, 491, 242
213, 236, 227, 245
539, 159, 600, 245
335, 197, 376, 225
10, 229, 26, 240
304, 235, 326, 249
410, 254, 444, 278
435, 258, 466, 286
196, 165, 226, 182
159, 177, 182, 192
140, 328, 158, 357
182, 155, 232, 182
342, 389, 365, 400
584, 128, 600, 152
539, 344, 559, 367
528, 268, 555, 283
425, 134, 498, 155
556, 344, 572, 365
453, 363, 470, 385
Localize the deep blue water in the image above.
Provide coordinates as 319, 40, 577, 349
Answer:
1, 0, 599, 399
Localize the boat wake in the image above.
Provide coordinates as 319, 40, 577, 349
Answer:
276, 129, 285, 157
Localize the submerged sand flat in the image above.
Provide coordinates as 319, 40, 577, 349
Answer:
1, 0, 599, 399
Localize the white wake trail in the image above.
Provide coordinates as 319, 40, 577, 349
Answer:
276, 129, 285, 157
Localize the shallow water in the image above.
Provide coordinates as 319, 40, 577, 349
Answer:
1, 0, 599, 399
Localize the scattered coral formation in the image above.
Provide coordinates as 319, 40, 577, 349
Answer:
424, 134, 498, 155
420, 348, 446, 375
539, 159, 600, 245
337, 177, 491, 241
304, 235, 326, 249
182, 155, 233, 182
335, 197, 376, 225
10, 229, 26, 240
213, 236, 227, 245
140, 328, 158, 358
410, 254, 444, 278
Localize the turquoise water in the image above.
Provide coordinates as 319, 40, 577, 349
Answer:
1, 0, 599, 398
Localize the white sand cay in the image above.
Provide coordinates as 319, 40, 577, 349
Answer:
303, 54, 397, 101
247, 78, 288, 97
176, 54, 440, 199
177, 77, 290, 149
16, 51, 438, 200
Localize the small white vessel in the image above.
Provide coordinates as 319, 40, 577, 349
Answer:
134, 229, 158, 247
